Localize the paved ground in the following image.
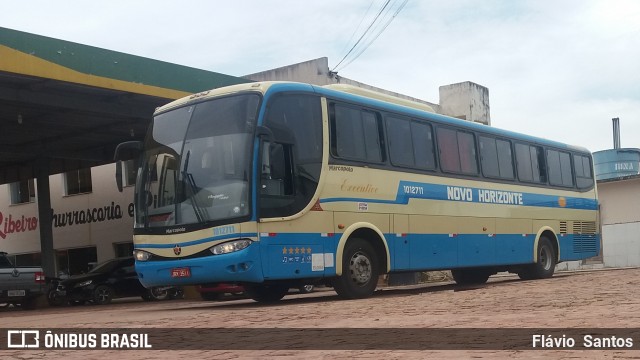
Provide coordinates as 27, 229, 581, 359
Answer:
2, 268, 640, 359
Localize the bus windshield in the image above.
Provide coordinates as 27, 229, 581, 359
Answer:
135, 93, 260, 229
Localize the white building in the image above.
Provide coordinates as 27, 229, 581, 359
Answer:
0, 166, 136, 273
598, 175, 640, 267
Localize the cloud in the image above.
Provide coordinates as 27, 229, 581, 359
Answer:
1, 0, 638, 152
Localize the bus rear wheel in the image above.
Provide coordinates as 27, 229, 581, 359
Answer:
518, 237, 556, 280
451, 268, 491, 285
333, 238, 379, 299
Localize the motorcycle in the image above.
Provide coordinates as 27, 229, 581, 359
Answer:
46, 276, 67, 306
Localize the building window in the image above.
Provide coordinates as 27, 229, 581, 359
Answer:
65, 168, 92, 195
12, 252, 41, 267
10, 179, 35, 204
56, 247, 97, 275
114, 242, 134, 258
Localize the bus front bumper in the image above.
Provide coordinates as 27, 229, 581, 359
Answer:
135, 245, 263, 288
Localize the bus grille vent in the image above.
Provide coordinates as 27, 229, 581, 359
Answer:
573, 235, 597, 253
560, 221, 567, 234
572, 221, 597, 235
572, 221, 597, 253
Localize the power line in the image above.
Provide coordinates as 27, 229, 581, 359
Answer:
338, 0, 377, 57
335, 0, 409, 72
331, 0, 392, 72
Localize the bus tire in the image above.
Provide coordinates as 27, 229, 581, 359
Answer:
246, 284, 289, 303
451, 269, 491, 285
518, 237, 556, 280
333, 238, 379, 299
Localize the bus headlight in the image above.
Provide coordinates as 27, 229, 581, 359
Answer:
133, 250, 152, 262
210, 239, 252, 255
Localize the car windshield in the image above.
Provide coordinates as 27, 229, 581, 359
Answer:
135, 93, 260, 229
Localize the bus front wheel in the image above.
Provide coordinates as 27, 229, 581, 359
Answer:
518, 237, 556, 280
333, 238, 379, 299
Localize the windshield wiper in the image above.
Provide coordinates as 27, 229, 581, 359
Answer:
181, 150, 209, 223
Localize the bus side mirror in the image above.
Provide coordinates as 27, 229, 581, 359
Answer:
256, 125, 274, 143
114, 141, 143, 193
115, 160, 123, 192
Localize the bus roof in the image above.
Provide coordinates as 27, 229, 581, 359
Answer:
154, 81, 591, 154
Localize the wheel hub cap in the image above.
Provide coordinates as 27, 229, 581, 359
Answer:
349, 252, 372, 285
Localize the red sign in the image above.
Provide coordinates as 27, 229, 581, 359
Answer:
0, 212, 38, 239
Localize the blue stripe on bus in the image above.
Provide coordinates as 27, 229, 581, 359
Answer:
320, 181, 598, 210
134, 232, 259, 249
238, 232, 599, 277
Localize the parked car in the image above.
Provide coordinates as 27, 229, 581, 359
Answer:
0, 252, 46, 310
48, 256, 182, 306
197, 283, 315, 301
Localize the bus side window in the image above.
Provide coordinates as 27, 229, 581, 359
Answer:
516, 143, 546, 184
436, 127, 478, 175
574, 154, 594, 189
534, 146, 548, 183
547, 149, 573, 187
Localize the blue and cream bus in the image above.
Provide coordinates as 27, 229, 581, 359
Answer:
117, 81, 599, 302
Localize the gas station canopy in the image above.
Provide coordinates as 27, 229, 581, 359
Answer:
0, 27, 248, 185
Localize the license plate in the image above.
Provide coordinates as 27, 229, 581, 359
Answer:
8, 290, 26, 297
171, 268, 191, 278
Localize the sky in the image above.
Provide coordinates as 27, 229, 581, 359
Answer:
2, 0, 639, 152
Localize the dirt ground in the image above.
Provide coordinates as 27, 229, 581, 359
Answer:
2, 268, 640, 359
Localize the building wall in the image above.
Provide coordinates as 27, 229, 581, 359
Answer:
598, 177, 640, 267
0, 164, 135, 268
439, 82, 491, 125
245, 58, 441, 108
245, 57, 492, 125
